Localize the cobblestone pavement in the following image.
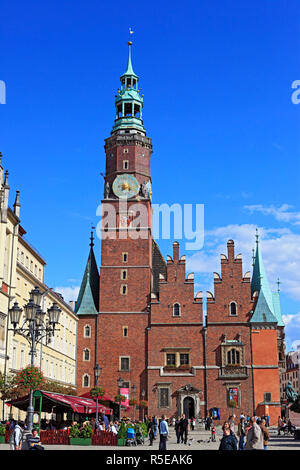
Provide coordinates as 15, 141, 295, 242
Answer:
0, 427, 299, 451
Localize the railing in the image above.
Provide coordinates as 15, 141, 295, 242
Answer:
40, 429, 70, 445
92, 430, 118, 446
5, 429, 117, 446
218, 366, 248, 379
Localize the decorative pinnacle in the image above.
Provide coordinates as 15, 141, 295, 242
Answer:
277, 278, 281, 292
3, 170, 9, 188
252, 248, 255, 267
255, 228, 259, 244
90, 226, 95, 248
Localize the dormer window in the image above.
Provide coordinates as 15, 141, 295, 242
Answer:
227, 348, 240, 365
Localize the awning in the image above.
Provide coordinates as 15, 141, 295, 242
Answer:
6, 390, 113, 415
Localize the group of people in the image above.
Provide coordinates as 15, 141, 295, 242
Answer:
277, 416, 296, 435
5, 419, 44, 451
219, 414, 270, 450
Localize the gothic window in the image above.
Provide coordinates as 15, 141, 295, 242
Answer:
122, 252, 128, 263
84, 325, 91, 338
83, 374, 90, 388
123, 160, 129, 170
229, 302, 237, 316
159, 388, 170, 408
120, 357, 130, 371
83, 348, 90, 361
121, 270, 127, 280
123, 326, 128, 337
173, 303, 181, 317
226, 348, 240, 365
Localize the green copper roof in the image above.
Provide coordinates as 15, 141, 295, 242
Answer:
75, 239, 99, 316
121, 42, 138, 78
111, 42, 145, 135
250, 230, 284, 325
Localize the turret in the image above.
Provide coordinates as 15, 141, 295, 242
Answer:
111, 41, 145, 135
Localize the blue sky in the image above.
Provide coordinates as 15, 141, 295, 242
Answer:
1, 0, 300, 350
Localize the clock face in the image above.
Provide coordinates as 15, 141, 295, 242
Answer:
112, 174, 140, 199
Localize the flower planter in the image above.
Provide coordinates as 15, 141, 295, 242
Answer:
118, 438, 126, 446
69, 437, 92, 446
0, 436, 5, 444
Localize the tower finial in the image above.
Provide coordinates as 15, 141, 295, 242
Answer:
255, 228, 259, 244
252, 247, 255, 266
277, 277, 281, 292
90, 225, 95, 248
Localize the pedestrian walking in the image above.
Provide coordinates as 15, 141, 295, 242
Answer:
258, 418, 270, 450
148, 417, 155, 446
153, 415, 158, 439
9, 420, 23, 450
179, 414, 189, 444
219, 421, 237, 450
175, 416, 181, 444
237, 417, 246, 450
211, 425, 216, 442
158, 415, 169, 451
244, 416, 264, 450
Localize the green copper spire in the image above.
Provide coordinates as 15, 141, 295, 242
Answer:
112, 41, 145, 135
250, 229, 284, 326
75, 231, 99, 316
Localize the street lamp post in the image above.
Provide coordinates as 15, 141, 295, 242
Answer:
94, 364, 102, 425
8, 286, 61, 434
131, 384, 136, 421
141, 389, 145, 422
117, 377, 123, 420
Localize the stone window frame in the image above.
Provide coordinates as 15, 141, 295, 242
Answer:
229, 301, 238, 316
120, 284, 127, 295
123, 148, 129, 154
121, 269, 128, 280
156, 383, 172, 409
123, 160, 129, 170
225, 383, 241, 409
172, 303, 181, 317
122, 252, 128, 263
164, 349, 190, 368
84, 324, 91, 338
82, 374, 90, 388
264, 392, 272, 402
119, 356, 130, 372
83, 348, 91, 361
221, 342, 244, 368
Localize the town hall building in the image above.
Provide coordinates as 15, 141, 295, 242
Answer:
75, 42, 285, 425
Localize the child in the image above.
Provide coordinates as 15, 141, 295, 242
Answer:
211, 425, 216, 442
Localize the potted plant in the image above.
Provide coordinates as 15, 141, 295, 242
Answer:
0, 424, 5, 444
117, 420, 127, 446
69, 423, 93, 446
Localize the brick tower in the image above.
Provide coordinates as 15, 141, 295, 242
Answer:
97, 41, 153, 407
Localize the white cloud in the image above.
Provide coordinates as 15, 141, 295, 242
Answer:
54, 286, 80, 303
244, 204, 300, 225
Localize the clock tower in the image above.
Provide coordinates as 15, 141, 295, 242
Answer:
97, 41, 153, 403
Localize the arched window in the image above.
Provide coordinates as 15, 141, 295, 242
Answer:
229, 302, 237, 316
173, 303, 181, 317
227, 348, 240, 365
83, 374, 90, 387
84, 325, 91, 337
83, 348, 90, 361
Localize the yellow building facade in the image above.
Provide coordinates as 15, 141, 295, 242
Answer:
0, 154, 78, 420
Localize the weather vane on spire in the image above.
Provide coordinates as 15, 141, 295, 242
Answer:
128, 27, 134, 45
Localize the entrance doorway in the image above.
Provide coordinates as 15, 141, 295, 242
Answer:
183, 396, 195, 419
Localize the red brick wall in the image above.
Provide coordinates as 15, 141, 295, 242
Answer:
76, 315, 98, 396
